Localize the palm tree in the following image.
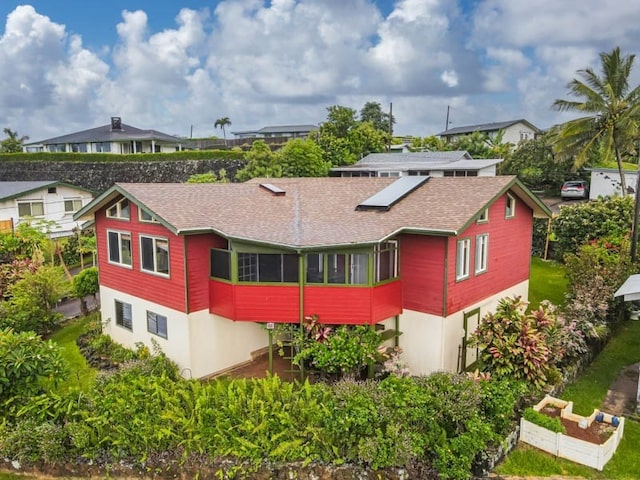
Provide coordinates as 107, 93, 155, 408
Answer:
1, 128, 29, 153
214, 117, 232, 141
550, 47, 640, 195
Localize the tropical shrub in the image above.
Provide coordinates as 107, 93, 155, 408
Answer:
562, 237, 633, 340
552, 195, 633, 259
471, 296, 572, 390
0, 265, 70, 333
0, 328, 68, 405
293, 322, 383, 378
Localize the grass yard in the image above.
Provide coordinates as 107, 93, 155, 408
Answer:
528, 256, 567, 309
49, 313, 98, 392
495, 317, 640, 479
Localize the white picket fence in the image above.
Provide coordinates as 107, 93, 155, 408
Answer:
519, 395, 625, 471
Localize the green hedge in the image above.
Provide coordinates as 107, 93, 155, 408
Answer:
0, 150, 245, 163
0, 363, 524, 480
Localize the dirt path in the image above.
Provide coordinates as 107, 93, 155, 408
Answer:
600, 362, 639, 417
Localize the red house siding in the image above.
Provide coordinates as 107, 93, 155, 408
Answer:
209, 280, 402, 325
185, 234, 227, 313
96, 202, 186, 312
371, 281, 403, 321
401, 234, 447, 315
446, 193, 533, 315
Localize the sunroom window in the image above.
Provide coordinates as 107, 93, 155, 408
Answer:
237, 253, 298, 283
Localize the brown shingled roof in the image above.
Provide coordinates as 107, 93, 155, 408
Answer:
86, 176, 542, 249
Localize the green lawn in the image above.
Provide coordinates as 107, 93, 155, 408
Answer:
496, 317, 640, 479
49, 314, 98, 392
528, 256, 568, 309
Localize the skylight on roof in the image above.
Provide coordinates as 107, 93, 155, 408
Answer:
356, 176, 429, 211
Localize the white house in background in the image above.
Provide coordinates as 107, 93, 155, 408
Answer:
230, 124, 318, 140
0, 181, 94, 237
23, 117, 184, 154
331, 151, 502, 178
437, 119, 541, 147
587, 168, 638, 199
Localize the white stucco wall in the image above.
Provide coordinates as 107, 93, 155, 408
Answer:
502, 123, 537, 145
188, 311, 267, 379
589, 169, 638, 199
398, 279, 530, 376
100, 285, 268, 379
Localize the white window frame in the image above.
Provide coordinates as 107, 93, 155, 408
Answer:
456, 238, 471, 281
64, 198, 83, 214
146, 311, 168, 339
475, 234, 489, 274
505, 194, 516, 219
140, 235, 170, 277
17, 201, 45, 218
115, 300, 133, 331
107, 230, 133, 268
477, 208, 488, 223
106, 199, 130, 220
139, 208, 159, 223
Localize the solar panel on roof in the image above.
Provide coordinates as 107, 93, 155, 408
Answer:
259, 183, 286, 196
356, 176, 429, 211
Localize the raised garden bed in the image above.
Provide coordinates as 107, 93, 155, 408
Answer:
519, 395, 625, 471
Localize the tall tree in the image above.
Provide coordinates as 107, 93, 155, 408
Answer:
235, 140, 281, 181
550, 47, 640, 195
0, 128, 29, 153
214, 117, 232, 140
359, 101, 395, 134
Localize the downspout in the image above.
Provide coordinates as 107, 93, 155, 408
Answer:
441, 238, 449, 370
298, 252, 305, 380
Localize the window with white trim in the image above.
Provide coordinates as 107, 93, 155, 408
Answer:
477, 208, 488, 223
475, 234, 489, 274
18, 201, 44, 218
64, 199, 83, 213
106, 199, 130, 220
456, 238, 471, 280
115, 300, 132, 330
107, 230, 132, 267
140, 236, 169, 276
505, 194, 516, 218
139, 208, 159, 223
147, 311, 168, 338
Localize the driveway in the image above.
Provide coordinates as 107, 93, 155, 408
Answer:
55, 295, 98, 320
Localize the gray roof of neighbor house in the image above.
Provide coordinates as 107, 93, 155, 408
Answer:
331, 151, 502, 174
0, 181, 92, 201
437, 119, 541, 137
76, 176, 550, 250
231, 124, 318, 136
26, 122, 183, 146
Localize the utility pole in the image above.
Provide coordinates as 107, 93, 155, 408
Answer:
445, 105, 451, 131
387, 102, 393, 152
631, 145, 640, 262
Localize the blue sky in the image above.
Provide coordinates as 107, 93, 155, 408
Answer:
1, 1, 640, 142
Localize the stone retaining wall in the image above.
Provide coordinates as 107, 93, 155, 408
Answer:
0, 158, 247, 193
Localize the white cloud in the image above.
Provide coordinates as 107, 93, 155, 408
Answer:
0, 0, 639, 143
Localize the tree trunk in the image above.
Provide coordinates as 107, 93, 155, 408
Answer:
615, 146, 628, 195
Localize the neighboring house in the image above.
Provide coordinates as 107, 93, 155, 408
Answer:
23, 117, 184, 154
437, 119, 541, 146
587, 168, 637, 199
331, 151, 502, 177
75, 176, 550, 379
0, 181, 94, 237
231, 124, 318, 140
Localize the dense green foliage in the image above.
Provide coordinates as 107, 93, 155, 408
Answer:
72, 267, 99, 298
0, 361, 521, 479
0, 150, 244, 163
471, 296, 579, 390
0, 128, 29, 153
551, 195, 633, 259
499, 135, 576, 192
0, 265, 70, 334
0, 328, 67, 405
